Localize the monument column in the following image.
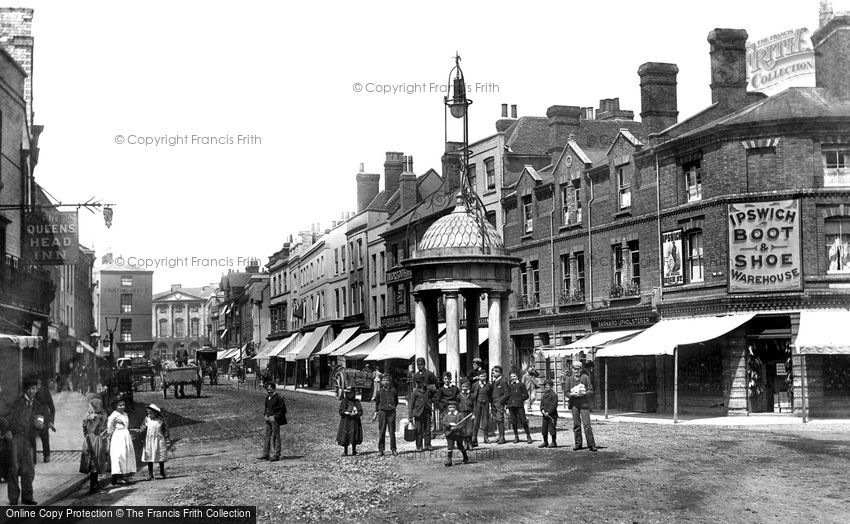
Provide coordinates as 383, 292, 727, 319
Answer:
488, 291, 502, 371
445, 290, 461, 385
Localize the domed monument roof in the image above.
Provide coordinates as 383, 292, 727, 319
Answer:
417, 194, 507, 257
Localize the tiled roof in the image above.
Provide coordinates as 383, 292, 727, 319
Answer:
417, 196, 506, 256
673, 87, 850, 142
503, 117, 550, 155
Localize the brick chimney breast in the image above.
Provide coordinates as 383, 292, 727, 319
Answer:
355, 172, 380, 212
811, 14, 850, 100
638, 62, 679, 134
707, 28, 749, 108
383, 151, 404, 195
546, 105, 582, 150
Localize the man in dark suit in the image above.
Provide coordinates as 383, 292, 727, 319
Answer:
470, 372, 491, 447
506, 370, 532, 444
489, 365, 509, 445
407, 378, 433, 451
562, 362, 596, 452
258, 382, 287, 461
372, 375, 398, 456
34, 377, 56, 463
412, 358, 439, 394
6, 377, 41, 505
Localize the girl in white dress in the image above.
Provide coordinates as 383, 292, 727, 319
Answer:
107, 400, 136, 484
135, 404, 169, 480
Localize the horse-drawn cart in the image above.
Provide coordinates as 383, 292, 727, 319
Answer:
331, 365, 373, 399
161, 364, 202, 398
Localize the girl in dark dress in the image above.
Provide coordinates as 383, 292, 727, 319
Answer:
79, 398, 108, 494
336, 387, 363, 456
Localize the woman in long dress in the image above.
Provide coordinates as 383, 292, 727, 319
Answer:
336, 387, 362, 456
135, 404, 169, 480
107, 399, 136, 484
79, 398, 108, 493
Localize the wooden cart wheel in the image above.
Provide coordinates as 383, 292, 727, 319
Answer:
334, 371, 346, 400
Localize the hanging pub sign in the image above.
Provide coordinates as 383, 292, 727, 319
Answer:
662, 230, 684, 286
727, 199, 801, 292
23, 210, 79, 265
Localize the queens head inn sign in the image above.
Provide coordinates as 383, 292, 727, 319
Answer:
23, 210, 79, 265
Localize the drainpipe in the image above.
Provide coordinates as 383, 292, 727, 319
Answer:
655, 152, 663, 306
550, 199, 556, 313
587, 175, 595, 306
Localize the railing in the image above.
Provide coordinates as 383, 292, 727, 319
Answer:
0, 253, 55, 314
609, 283, 640, 299
558, 289, 585, 304
519, 294, 540, 309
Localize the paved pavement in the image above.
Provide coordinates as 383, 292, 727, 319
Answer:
25, 390, 92, 505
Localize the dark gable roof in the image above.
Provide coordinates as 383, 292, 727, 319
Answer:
502, 115, 648, 157
504, 117, 550, 155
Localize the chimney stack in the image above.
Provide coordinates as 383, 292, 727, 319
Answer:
812, 11, 850, 100
496, 103, 516, 133
384, 151, 404, 195
546, 105, 581, 150
355, 160, 380, 212
399, 155, 417, 212
442, 142, 464, 190
501, 103, 508, 117
708, 29, 749, 108
596, 98, 635, 120
638, 62, 679, 134
820, 0, 834, 26
511, 104, 517, 118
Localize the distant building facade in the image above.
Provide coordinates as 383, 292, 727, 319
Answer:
152, 283, 215, 359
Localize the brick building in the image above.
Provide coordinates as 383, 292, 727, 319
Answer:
505, 12, 850, 418
94, 259, 154, 360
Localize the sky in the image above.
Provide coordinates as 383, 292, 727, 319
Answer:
13, 0, 843, 292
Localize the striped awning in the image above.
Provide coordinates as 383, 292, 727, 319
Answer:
316, 327, 360, 356
0, 334, 41, 350
364, 330, 411, 361
268, 334, 300, 358
794, 310, 850, 355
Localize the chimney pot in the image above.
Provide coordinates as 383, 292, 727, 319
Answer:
511, 104, 517, 118
359, 162, 364, 173
501, 103, 508, 118
384, 151, 404, 194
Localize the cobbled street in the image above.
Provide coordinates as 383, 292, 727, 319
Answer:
56, 385, 850, 523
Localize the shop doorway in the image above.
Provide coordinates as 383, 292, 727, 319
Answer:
747, 339, 792, 413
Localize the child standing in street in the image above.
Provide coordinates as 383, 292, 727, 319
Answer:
456, 380, 475, 450
441, 401, 469, 467
538, 379, 559, 448
337, 387, 363, 456
133, 404, 169, 480
506, 370, 532, 444
372, 375, 398, 456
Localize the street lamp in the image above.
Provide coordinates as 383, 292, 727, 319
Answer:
104, 316, 118, 393
444, 53, 488, 253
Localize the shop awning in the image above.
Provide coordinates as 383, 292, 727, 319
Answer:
316, 327, 360, 356
340, 333, 382, 360
216, 349, 228, 360
268, 334, 299, 358
331, 332, 380, 357
253, 339, 277, 360
794, 310, 850, 355
76, 340, 97, 355
0, 334, 40, 350
219, 346, 241, 360
542, 329, 643, 358
438, 328, 490, 354
290, 325, 331, 361
219, 328, 229, 340
364, 330, 412, 361
597, 314, 756, 357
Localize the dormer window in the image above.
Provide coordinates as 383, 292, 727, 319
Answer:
522, 195, 533, 233
617, 167, 631, 209
684, 160, 703, 202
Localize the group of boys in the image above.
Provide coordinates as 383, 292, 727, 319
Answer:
371, 357, 597, 466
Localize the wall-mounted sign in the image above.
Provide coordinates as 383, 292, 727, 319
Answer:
728, 200, 801, 292
23, 210, 79, 265
386, 268, 412, 284
592, 316, 656, 330
662, 230, 684, 287
746, 28, 814, 95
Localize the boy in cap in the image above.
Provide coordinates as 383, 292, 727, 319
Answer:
506, 370, 533, 444
434, 372, 459, 418
407, 377, 433, 452
470, 372, 491, 447
562, 361, 596, 451
456, 379, 476, 450
489, 365, 509, 444
538, 379, 559, 448
373, 375, 399, 456
259, 382, 287, 462
441, 400, 469, 467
